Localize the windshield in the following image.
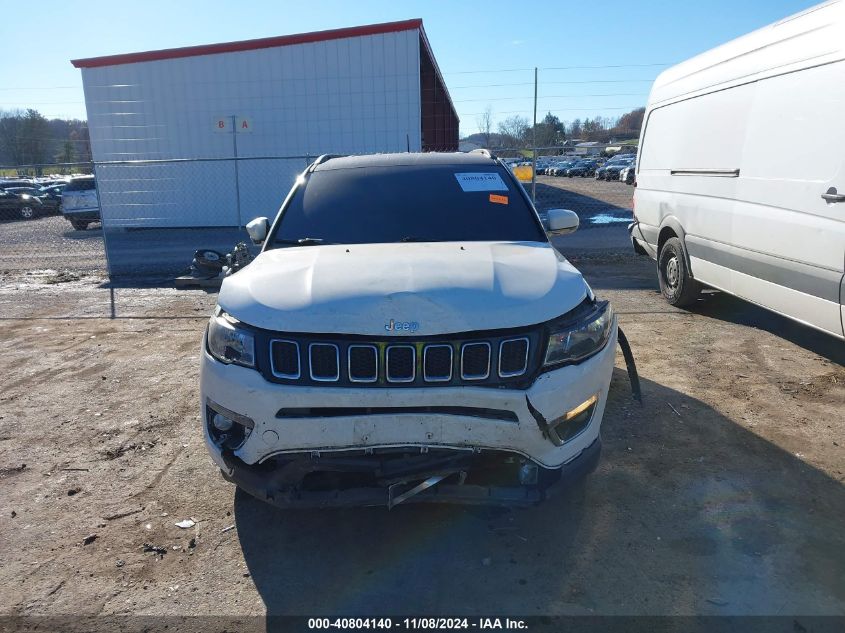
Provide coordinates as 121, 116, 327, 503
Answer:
269, 163, 547, 247
63, 178, 95, 192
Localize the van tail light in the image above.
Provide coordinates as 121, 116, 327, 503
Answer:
632, 193, 637, 220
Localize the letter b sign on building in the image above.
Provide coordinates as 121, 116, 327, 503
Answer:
213, 115, 253, 133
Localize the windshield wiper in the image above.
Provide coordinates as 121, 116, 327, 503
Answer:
275, 237, 333, 246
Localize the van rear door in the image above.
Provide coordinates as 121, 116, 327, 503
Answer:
734, 60, 845, 338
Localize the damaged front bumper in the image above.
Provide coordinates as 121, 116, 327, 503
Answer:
201, 325, 616, 508
219, 439, 601, 508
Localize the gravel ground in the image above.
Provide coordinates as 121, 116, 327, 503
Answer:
0, 216, 105, 273
0, 255, 843, 621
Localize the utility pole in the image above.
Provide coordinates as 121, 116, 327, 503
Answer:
531, 67, 538, 204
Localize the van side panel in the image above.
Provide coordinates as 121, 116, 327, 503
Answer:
636, 83, 756, 292
732, 60, 845, 336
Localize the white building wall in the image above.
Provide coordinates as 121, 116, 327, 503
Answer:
82, 30, 422, 227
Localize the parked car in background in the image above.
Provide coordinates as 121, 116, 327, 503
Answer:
630, 0, 844, 339
61, 176, 100, 230
549, 160, 577, 176
3, 186, 62, 214
37, 183, 67, 206
566, 160, 598, 177
595, 155, 634, 180
620, 162, 636, 185
0, 189, 47, 221
602, 158, 635, 182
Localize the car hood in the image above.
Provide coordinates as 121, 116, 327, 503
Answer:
218, 241, 588, 336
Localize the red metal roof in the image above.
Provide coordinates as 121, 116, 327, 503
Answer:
71, 19, 424, 68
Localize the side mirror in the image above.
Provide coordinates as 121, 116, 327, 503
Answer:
546, 209, 579, 236
246, 217, 269, 244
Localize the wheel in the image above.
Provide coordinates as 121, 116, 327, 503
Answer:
658, 237, 701, 307
70, 219, 88, 230
20, 206, 34, 220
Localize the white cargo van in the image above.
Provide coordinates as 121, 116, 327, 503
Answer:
630, 0, 845, 339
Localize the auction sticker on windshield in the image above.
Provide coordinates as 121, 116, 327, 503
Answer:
454, 172, 508, 192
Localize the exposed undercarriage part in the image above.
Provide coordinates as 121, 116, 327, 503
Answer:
221, 442, 601, 509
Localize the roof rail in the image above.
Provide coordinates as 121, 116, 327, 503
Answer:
468, 148, 496, 159
309, 154, 344, 170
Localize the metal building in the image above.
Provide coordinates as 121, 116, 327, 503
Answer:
71, 19, 458, 229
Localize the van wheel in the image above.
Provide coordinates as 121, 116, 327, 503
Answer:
658, 237, 701, 307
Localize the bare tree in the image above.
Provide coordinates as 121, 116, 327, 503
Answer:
475, 106, 494, 149
497, 115, 530, 148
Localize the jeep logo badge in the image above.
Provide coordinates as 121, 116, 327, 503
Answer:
385, 319, 419, 333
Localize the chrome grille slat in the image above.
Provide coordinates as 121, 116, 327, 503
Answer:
386, 345, 416, 383
268, 335, 531, 386
348, 344, 378, 383
498, 337, 530, 378
461, 342, 491, 380
309, 343, 340, 382
423, 344, 453, 382
270, 340, 301, 379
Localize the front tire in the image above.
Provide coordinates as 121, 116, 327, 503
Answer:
658, 237, 701, 307
20, 206, 34, 220
70, 219, 88, 231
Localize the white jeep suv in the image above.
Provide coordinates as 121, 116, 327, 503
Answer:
200, 151, 617, 508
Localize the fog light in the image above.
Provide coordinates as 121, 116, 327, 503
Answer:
518, 462, 539, 485
549, 394, 598, 445
205, 399, 254, 450
212, 413, 234, 432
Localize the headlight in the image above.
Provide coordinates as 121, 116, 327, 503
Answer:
207, 311, 255, 367
544, 301, 614, 367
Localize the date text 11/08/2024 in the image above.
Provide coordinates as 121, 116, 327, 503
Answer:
307, 618, 529, 630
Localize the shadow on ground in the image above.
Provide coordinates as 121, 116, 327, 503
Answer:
690, 290, 845, 364
233, 369, 845, 618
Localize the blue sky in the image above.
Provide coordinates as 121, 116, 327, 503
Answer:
0, 0, 817, 135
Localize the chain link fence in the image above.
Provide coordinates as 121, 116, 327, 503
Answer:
0, 148, 636, 280
0, 161, 106, 274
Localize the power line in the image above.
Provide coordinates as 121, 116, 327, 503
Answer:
543, 63, 670, 70
0, 86, 79, 91
446, 62, 671, 74
452, 78, 657, 89
457, 106, 644, 116
451, 93, 648, 103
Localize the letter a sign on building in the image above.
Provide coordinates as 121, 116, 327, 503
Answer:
213, 115, 253, 133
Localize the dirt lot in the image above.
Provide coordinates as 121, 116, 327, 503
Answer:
0, 255, 843, 620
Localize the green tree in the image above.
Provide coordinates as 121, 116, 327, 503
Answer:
20, 109, 50, 165
58, 140, 75, 163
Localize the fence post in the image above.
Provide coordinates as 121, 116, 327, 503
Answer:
531, 67, 538, 204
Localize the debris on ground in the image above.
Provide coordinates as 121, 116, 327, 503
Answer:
142, 543, 167, 558
220, 525, 235, 533
103, 506, 144, 521
175, 518, 196, 529
0, 464, 27, 479
82, 534, 98, 546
